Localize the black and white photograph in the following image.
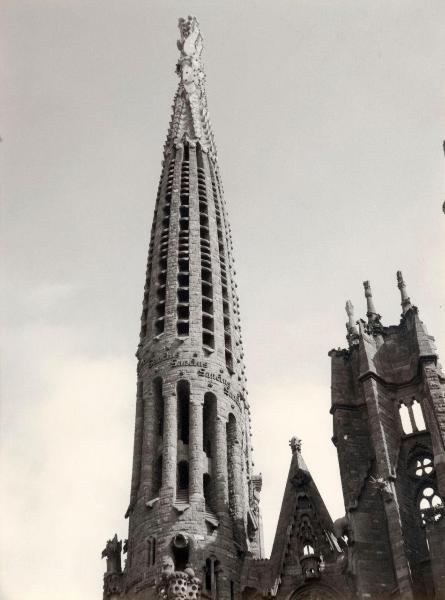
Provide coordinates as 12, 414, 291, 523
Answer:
1, 2, 445, 600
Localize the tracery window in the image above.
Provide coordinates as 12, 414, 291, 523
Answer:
414, 457, 433, 477
419, 486, 443, 525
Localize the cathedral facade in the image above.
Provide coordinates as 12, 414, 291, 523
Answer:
101, 17, 445, 600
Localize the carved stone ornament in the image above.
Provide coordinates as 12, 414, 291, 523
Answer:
423, 504, 445, 525
370, 476, 394, 503
102, 534, 122, 574
290, 436, 302, 454
291, 468, 312, 488
164, 16, 218, 159
157, 556, 202, 600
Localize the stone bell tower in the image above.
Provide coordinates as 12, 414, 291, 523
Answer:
330, 273, 445, 600
102, 16, 263, 600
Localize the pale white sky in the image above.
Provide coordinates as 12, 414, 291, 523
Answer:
1, 2, 445, 600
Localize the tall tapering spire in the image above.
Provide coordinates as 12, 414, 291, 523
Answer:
397, 270, 412, 314
103, 17, 261, 600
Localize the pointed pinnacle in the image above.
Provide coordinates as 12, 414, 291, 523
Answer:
345, 300, 358, 336
397, 271, 412, 314
363, 280, 379, 323
289, 436, 302, 454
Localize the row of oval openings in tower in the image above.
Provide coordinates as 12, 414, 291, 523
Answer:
153, 157, 175, 336
211, 168, 234, 373
145, 144, 233, 373
198, 148, 215, 354
140, 158, 174, 339
151, 380, 238, 515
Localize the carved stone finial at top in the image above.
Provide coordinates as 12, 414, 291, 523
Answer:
397, 270, 412, 314
290, 436, 302, 454
177, 16, 203, 59
176, 16, 204, 91
165, 16, 217, 159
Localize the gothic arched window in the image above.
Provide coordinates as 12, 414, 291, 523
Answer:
419, 486, 443, 525
399, 399, 426, 434
303, 543, 315, 556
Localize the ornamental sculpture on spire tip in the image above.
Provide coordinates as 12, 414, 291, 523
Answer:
165, 16, 217, 159
290, 436, 302, 454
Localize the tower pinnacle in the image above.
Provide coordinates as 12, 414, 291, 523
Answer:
289, 436, 302, 454
165, 16, 217, 159
397, 270, 412, 314
363, 280, 380, 323
345, 300, 359, 346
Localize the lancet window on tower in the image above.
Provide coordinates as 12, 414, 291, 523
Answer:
203, 392, 216, 457
303, 543, 315, 557
203, 393, 217, 512
205, 557, 219, 597
146, 536, 156, 568
177, 145, 190, 336
177, 380, 190, 444
399, 399, 426, 435
152, 378, 164, 496
226, 413, 238, 518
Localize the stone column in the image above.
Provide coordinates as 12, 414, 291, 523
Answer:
189, 394, 203, 501
214, 415, 229, 514
162, 393, 177, 498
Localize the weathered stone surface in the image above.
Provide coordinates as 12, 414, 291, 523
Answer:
100, 15, 445, 600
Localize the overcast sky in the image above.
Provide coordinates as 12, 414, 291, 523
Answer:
1, 2, 445, 600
